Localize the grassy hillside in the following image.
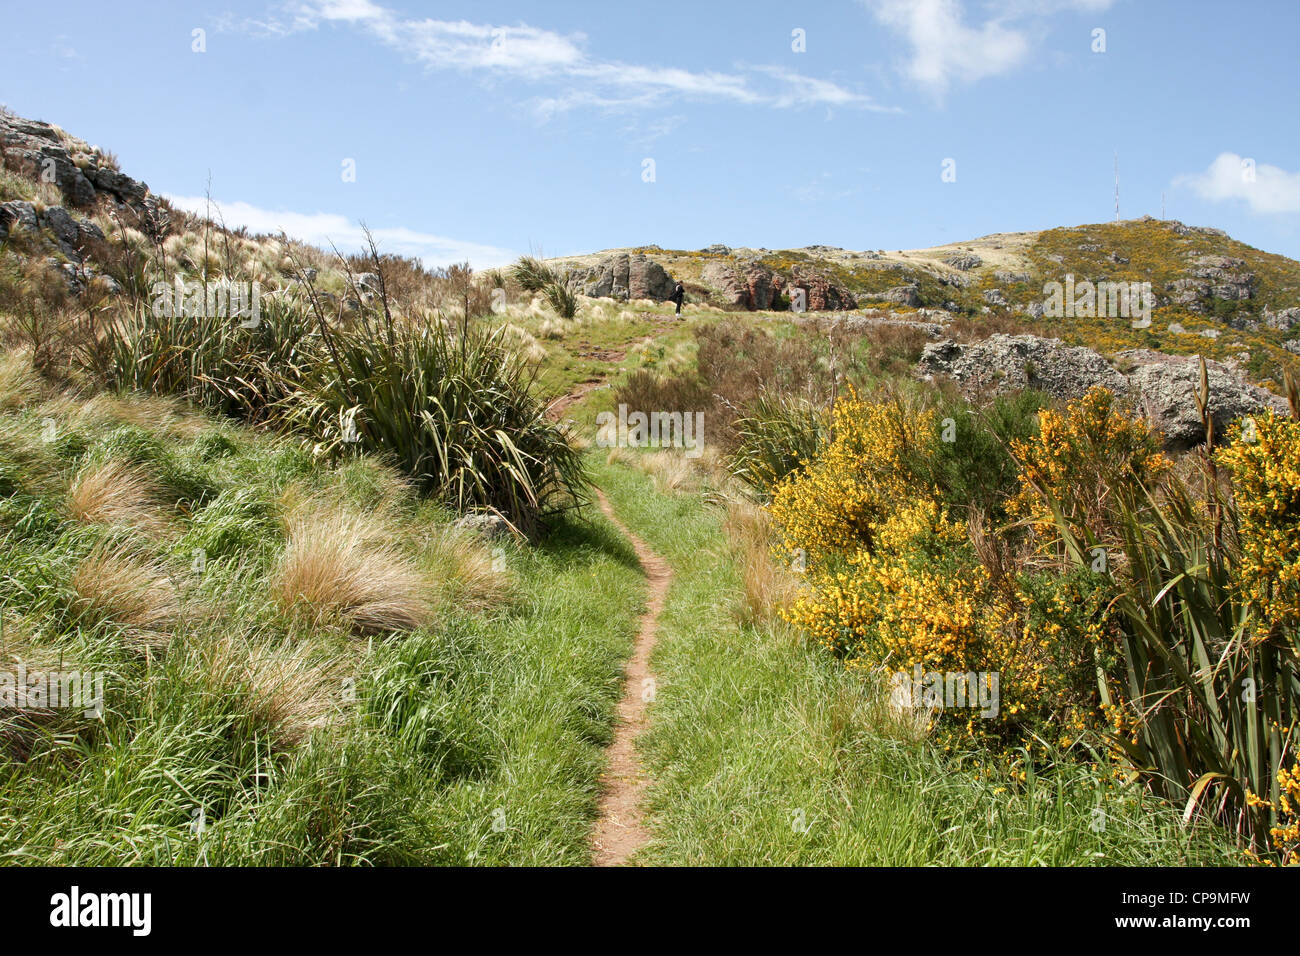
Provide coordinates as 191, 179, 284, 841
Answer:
0, 360, 645, 864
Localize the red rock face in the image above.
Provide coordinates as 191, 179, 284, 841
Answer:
743, 267, 782, 310
699, 261, 855, 312
788, 267, 856, 311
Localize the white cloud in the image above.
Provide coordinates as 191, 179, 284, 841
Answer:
166, 195, 517, 268
862, 0, 1117, 97
230, 1, 891, 114
1176, 153, 1300, 215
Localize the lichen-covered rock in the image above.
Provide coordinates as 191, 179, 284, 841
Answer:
1118, 350, 1289, 449
579, 253, 675, 301
916, 334, 1288, 449
917, 334, 1126, 400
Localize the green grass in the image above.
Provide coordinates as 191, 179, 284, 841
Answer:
591, 452, 1246, 865
0, 387, 643, 865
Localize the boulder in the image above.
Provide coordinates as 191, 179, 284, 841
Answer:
882, 284, 921, 307
917, 334, 1126, 400
579, 253, 675, 301
0, 200, 38, 238
916, 334, 1288, 449
1119, 351, 1289, 449
455, 512, 513, 540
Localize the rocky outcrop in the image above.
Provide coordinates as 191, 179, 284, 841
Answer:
786, 266, 855, 311
0, 112, 149, 209
916, 334, 1288, 448
1, 200, 104, 260
699, 260, 748, 307
697, 260, 854, 312
882, 284, 922, 307
917, 334, 1126, 400
943, 253, 982, 271
1263, 305, 1300, 331
577, 253, 676, 301
1166, 255, 1257, 312
1119, 350, 1289, 449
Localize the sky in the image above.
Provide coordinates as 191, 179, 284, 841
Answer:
5, 0, 1299, 267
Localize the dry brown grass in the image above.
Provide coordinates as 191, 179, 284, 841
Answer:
70, 543, 183, 645
273, 504, 434, 635
67, 460, 170, 536
636, 450, 696, 494
66, 391, 208, 440
196, 634, 345, 751
0, 350, 44, 411
420, 523, 514, 613
721, 496, 800, 627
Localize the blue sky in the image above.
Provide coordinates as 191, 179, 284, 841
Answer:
5, 0, 1299, 267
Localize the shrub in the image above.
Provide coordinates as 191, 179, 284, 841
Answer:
542, 278, 578, 319
1009, 386, 1172, 543
729, 392, 828, 497
915, 390, 1049, 520
768, 387, 932, 561
298, 316, 587, 536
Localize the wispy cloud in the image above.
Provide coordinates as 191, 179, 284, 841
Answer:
791, 172, 861, 204
861, 0, 1116, 98
225, 0, 894, 116
1175, 153, 1300, 216
166, 194, 517, 268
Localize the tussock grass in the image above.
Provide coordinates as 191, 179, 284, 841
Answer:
274, 503, 433, 635
0, 365, 642, 865
635, 449, 695, 494
70, 542, 184, 645
721, 495, 799, 626
67, 459, 170, 535
193, 634, 344, 752
0, 351, 44, 411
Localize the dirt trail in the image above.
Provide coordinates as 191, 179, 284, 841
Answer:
589, 489, 671, 866
545, 314, 677, 418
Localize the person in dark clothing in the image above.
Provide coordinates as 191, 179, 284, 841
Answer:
669, 281, 685, 315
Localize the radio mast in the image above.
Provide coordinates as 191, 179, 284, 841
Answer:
1114, 152, 1120, 223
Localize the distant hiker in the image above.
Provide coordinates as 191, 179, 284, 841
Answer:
669, 281, 685, 315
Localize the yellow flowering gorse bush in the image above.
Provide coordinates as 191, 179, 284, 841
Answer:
1009, 386, 1172, 542
1217, 413, 1300, 630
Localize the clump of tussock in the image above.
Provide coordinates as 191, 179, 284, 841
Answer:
0, 351, 44, 411
70, 542, 184, 645
500, 323, 547, 364
720, 496, 800, 627
192, 634, 345, 752
273, 503, 433, 635
67, 460, 170, 536
64, 391, 207, 440
420, 522, 514, 612
636, 450, 695, 494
